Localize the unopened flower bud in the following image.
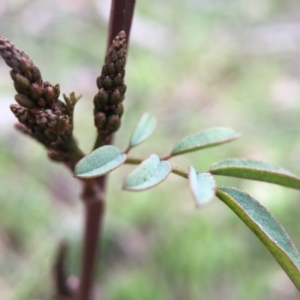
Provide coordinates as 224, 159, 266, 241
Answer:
118, 84, 127, 95
14, 94, 36, 109
94, 112, 106, 129
110, 89, 121, 105
113, 73, 123, 87
113, 103, 124, 117
106, 115, 120, 132
103, 76, 113, 89
31, 83, 44, 100
15, 73, 31, 90
107, 63, 116, 75
119, 69, 125, 78
96, 88, 108, 105
10, 70, 17, 81
101, 65, 108, 76
31, 66, 42, 83
115, 58, 126, 71
97, 76, 104, 89
44, 86, 55, 106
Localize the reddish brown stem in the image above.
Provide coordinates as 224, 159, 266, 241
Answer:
78, 177, 106, 300
107, 0, 135, 53
78, 1, 135, 299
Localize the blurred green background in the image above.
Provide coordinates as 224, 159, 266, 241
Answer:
1, 0, 300, 299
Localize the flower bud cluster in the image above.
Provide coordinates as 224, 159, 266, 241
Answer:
0, 36, 60, 110
93, 31, 127, 135
10, 104, 70, 146
0, 36, 72, 149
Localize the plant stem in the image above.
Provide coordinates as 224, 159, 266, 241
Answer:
78, 1, 136, 299
107, 0, 135, 52
78, 177, 105, 300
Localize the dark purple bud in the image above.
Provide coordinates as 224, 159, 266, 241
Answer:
96, 76, 104, 89
19, 57, 33, 74
107, 63, 116, 75
94, 112, 106, 129
102, 65, 108, 76
31, 83, 44, 100
44, 86, 55, 106
103, 76, 113, 89
115, 58, 126, 71
107, 115, 120, 132
10, 70, 17, 81
113, 73, 123, 87
31, 66, 42, 83
14, 94, 36, 109
118, 84, 127, 95
93, 96, 102, 110
15, 73, 31, 90
110, 89, 121, 105
96, 88, 108, 105
113, 103, 124, 117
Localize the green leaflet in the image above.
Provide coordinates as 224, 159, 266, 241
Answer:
188, 167, 216, 207
75, 145, 126, 178
123, 154, 172, 191
129, 113, 156, 148
210, 158, 300, 190
171, 127, 239, 156
217, 187, 300, 291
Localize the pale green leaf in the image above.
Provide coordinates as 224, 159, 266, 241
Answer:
123, 154, 172, 191
188, 167, 216, 207
171, 127, 239, 156
210, 159, 300, 190
75, 145, 126, 178
217, 187, 300, 291
129, 113, 156, 147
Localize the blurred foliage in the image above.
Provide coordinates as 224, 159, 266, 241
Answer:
1, 0, 300, 299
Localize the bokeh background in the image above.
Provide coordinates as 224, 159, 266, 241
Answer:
1, 0, 300, 299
